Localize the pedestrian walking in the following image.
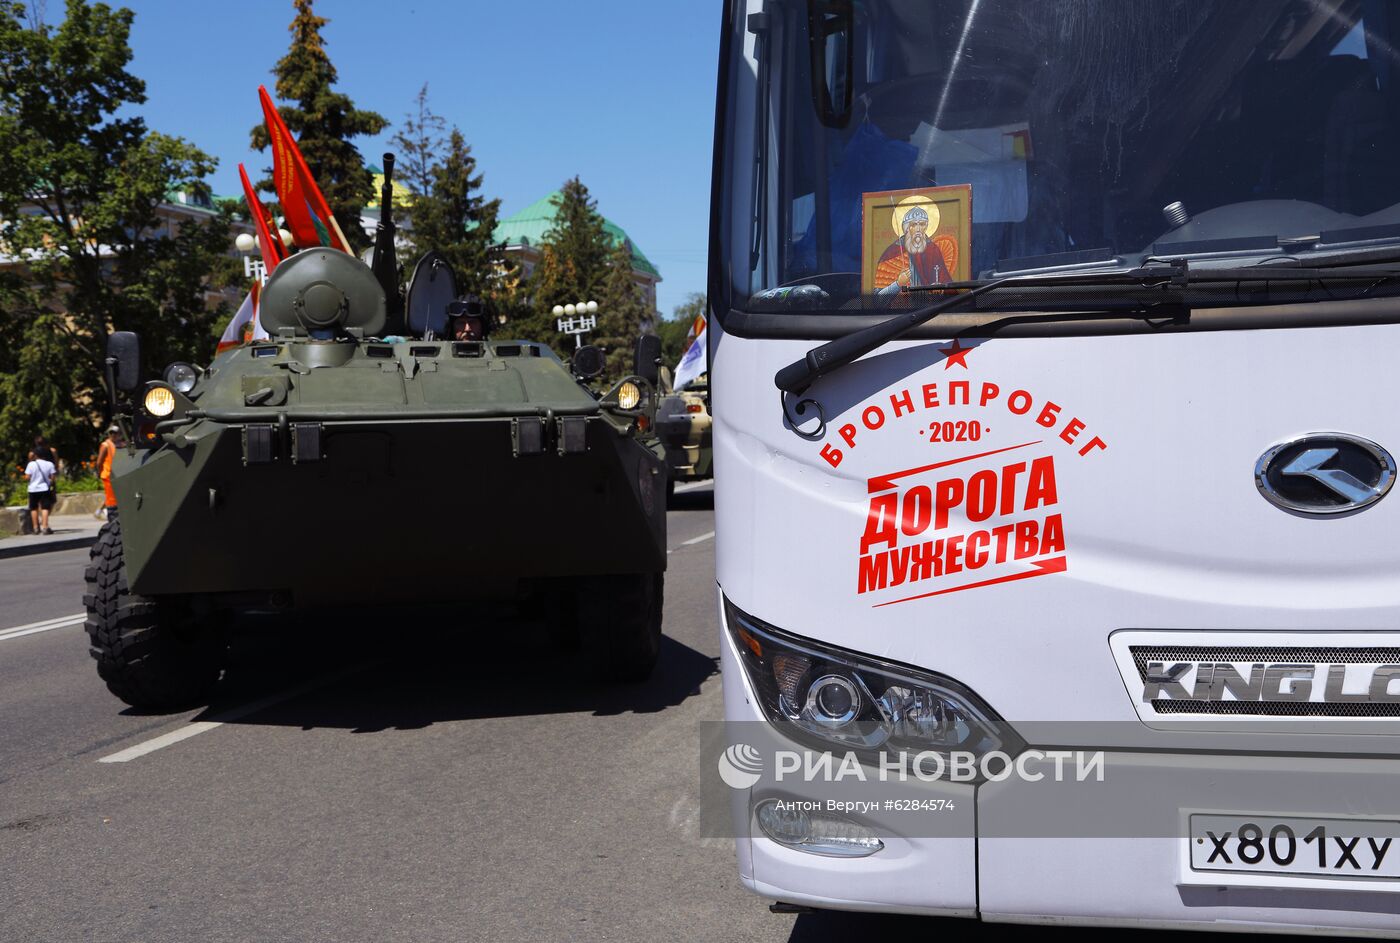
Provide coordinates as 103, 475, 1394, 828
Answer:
96, 425, 121, 521
23, 450, 57, 535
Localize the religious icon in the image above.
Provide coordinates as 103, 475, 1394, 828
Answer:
860, 184, 972, 296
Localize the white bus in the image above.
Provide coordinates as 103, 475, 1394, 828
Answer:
709, 0, 1400, 934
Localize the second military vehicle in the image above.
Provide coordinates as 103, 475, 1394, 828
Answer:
86, 156, 668, 709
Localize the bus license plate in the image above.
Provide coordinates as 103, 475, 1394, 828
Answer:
1189, 814, 1400, 880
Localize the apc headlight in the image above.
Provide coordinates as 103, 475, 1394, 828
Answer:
617, 380, 642, 411
143, 385, 177, 417
725, 599, 1014, 758
163, 362, 198, 394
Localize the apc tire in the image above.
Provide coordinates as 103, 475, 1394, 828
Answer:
577, 572, 663, 683
83, 518, 225, 710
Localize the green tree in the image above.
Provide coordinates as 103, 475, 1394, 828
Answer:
250, 0, 386, 252
0, 0, 233, 466
516, 177, 649, 375
409, 127, 507, 300
592, 241, 651, 378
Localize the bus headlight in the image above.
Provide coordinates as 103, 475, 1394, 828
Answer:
143, 385, 177, 417
725, 598, 1015, 758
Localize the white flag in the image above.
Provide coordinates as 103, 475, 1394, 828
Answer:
673, 313, 707, 390
217, 283, 266, 351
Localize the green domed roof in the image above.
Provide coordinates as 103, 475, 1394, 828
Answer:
493, 191, 659, 279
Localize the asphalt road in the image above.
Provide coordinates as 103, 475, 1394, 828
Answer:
0, 485, 1308, 943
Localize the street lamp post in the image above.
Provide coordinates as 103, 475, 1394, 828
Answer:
553, 300, 599, 349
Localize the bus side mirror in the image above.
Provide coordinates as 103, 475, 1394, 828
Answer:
807, 0, 853, 128
107, 331, 141, 394
634, 334, 662, 387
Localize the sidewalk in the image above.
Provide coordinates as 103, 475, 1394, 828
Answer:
0, 515, 106, 560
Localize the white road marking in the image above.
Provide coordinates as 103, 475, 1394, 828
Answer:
681, 531, 715, 546
0, 613, 85, 642
98, 666, 362, 764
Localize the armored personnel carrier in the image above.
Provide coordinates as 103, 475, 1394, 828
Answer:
85, 158, 667, 709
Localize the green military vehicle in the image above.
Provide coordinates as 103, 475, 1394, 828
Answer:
85, 157, 668, 709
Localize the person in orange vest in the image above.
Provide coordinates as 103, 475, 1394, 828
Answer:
95, 425, 121, 522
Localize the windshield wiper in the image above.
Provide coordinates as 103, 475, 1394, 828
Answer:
773, 259, 1400, 394
773, 262, 1192, 394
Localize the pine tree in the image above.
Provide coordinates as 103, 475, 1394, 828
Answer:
516, 177, 614, 354
593, 241, 651, 378
250, 0, 386, 252
410, 128, 506, 300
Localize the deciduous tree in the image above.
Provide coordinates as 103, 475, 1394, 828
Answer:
0, 0, 233, 465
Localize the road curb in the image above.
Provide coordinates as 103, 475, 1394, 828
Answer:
0, 534, 98, 561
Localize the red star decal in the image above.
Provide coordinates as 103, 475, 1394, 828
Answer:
940, 338, 972, 370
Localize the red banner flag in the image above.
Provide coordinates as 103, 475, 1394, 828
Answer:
259, 88, 320, 249
238, 162, 286, 269
258, 85, 350, 252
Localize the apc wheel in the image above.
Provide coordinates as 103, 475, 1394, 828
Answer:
83, 518, 226, 710
577, 572, 664, 683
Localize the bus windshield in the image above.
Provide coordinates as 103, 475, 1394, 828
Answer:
717, 0, 1400, 315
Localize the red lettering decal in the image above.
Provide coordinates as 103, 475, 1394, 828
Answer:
910, 542, 934, 582
999, 462, 1026, 515
966, 470, 997, 523
1014, 519, 1040, 559
1036, 401, 1061, 428
948, 381, 970, 406
858, 552, 889, 594
890, 389, 914, 418
979, 382, 1000, 407
1041, 513, 1066, 555
945, 534, 965, 574
991, 524, 1015, 563
820, 444, 843, 468
922, 383, 941, 409
934, 477, 965, 531
863, 406, 886, 430
1008, 390, 1033, 415
861, 493, 899, 554
965, 530, 990, 569
839, 423, 858, 448
1059, 418, 1085, 446
901, 485, 933, 537
1024, 456, 1059, 510
1078, 435, 1107, 457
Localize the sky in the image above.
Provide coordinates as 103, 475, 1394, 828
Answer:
111, 0, 721, 319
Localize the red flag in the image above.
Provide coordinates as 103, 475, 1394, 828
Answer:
258, 85, 350, 252
238, 163, 286, 269
259, 88, 320, 249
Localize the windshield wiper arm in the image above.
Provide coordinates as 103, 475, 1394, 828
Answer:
774, 261, 1192, 395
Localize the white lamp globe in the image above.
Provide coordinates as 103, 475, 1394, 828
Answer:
235, 233, 257, 253
586, 300, 599, 314
552, 305, 564, 316
564, 304, 576, 316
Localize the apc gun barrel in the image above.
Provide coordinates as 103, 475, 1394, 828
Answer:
372, 152, 403, 331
